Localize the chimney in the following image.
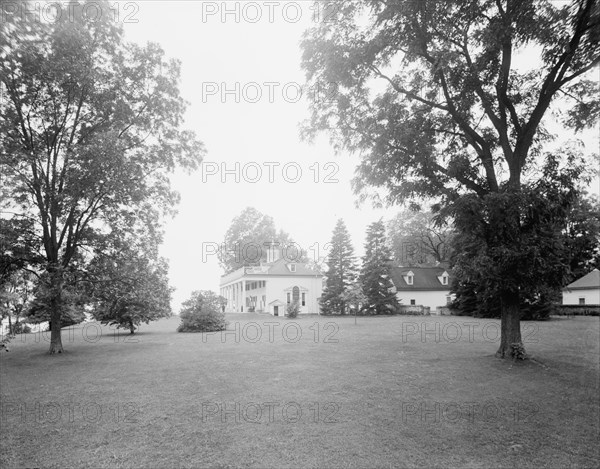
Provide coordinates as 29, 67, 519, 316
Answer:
266, 241, 279, 263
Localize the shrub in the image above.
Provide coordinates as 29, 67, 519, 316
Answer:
177, 290, 228, 333
556, 305, 600, 316
286, 301, 300, 318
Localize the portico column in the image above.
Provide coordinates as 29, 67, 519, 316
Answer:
242, 280, 246, 313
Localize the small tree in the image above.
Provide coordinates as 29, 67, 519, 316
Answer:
286, 300, 300, 318
340, 283, 367, 316
321, 219, 359, 315
88, 243, 173, 334
177, 291, 228, 333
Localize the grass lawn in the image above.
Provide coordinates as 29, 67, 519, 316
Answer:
1, 314, 598, 469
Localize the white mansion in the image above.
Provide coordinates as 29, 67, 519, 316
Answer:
219, 247, 324, 315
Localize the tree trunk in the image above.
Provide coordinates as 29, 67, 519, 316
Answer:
129, 320, 135, 334
49, 309, 63, 353
496, 290, 525, 359
7, 315, 13, 335
48, 267, 64, 354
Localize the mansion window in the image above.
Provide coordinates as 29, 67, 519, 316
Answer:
302, 292, 306, 306
446, 296, 452, 305
579, 298, 585, 305
287, 293, 291, 304
410, 299, 416, 305
290, 264, 296, 272
441, 275, 448, 286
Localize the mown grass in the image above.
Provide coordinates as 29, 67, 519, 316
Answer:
1, 314, 598, 468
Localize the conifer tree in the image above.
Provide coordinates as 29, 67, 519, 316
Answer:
360, 221, 399, 314
321, 219, 358, 315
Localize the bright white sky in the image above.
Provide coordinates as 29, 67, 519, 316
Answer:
120, 1, 599, 311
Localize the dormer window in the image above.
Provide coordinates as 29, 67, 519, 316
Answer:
289, 264, 296, 273
406, 271, 414, 285
441, 273, 449, 286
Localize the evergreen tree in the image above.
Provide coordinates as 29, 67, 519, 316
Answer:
360, 221, 399, 315
321, 220, 358, 315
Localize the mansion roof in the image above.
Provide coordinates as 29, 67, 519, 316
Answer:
220, 258, 322, 285
390, 266, 453, 291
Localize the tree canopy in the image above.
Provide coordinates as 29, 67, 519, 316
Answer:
387, 210, 455, 266
219, 207, 307, 273
302, 0, 598, 204
0, 0, 204, 352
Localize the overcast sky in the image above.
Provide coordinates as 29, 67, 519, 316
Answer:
121, 1, 599, 310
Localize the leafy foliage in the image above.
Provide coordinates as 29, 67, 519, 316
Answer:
359, 221, 399, 314
0, 218, 44, 285
321, 219, 358, 315
451, 168, 599, 320
219, 207, 307, 273
285, 301, 300, 318
564, 193, 600, 281
340, 283, 368, 315
450, 153, 589, 320
87, 237, 172, 334
302, 0, 598, 205
387, 211, 455, 265
177, 291, 228, 333
301, 0, 598, 357
25, 268, 87, 329
0, 1, 203, 352
0, 270, 36, 334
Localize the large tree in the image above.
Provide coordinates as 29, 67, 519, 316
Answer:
302, 0, 598, 358
359, 220, 399, 314
321, 219, 358, 315
0, 1, 203, 353
219, 207, 306, 273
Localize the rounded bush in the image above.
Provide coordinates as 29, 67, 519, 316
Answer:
177, 290, 228, 333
